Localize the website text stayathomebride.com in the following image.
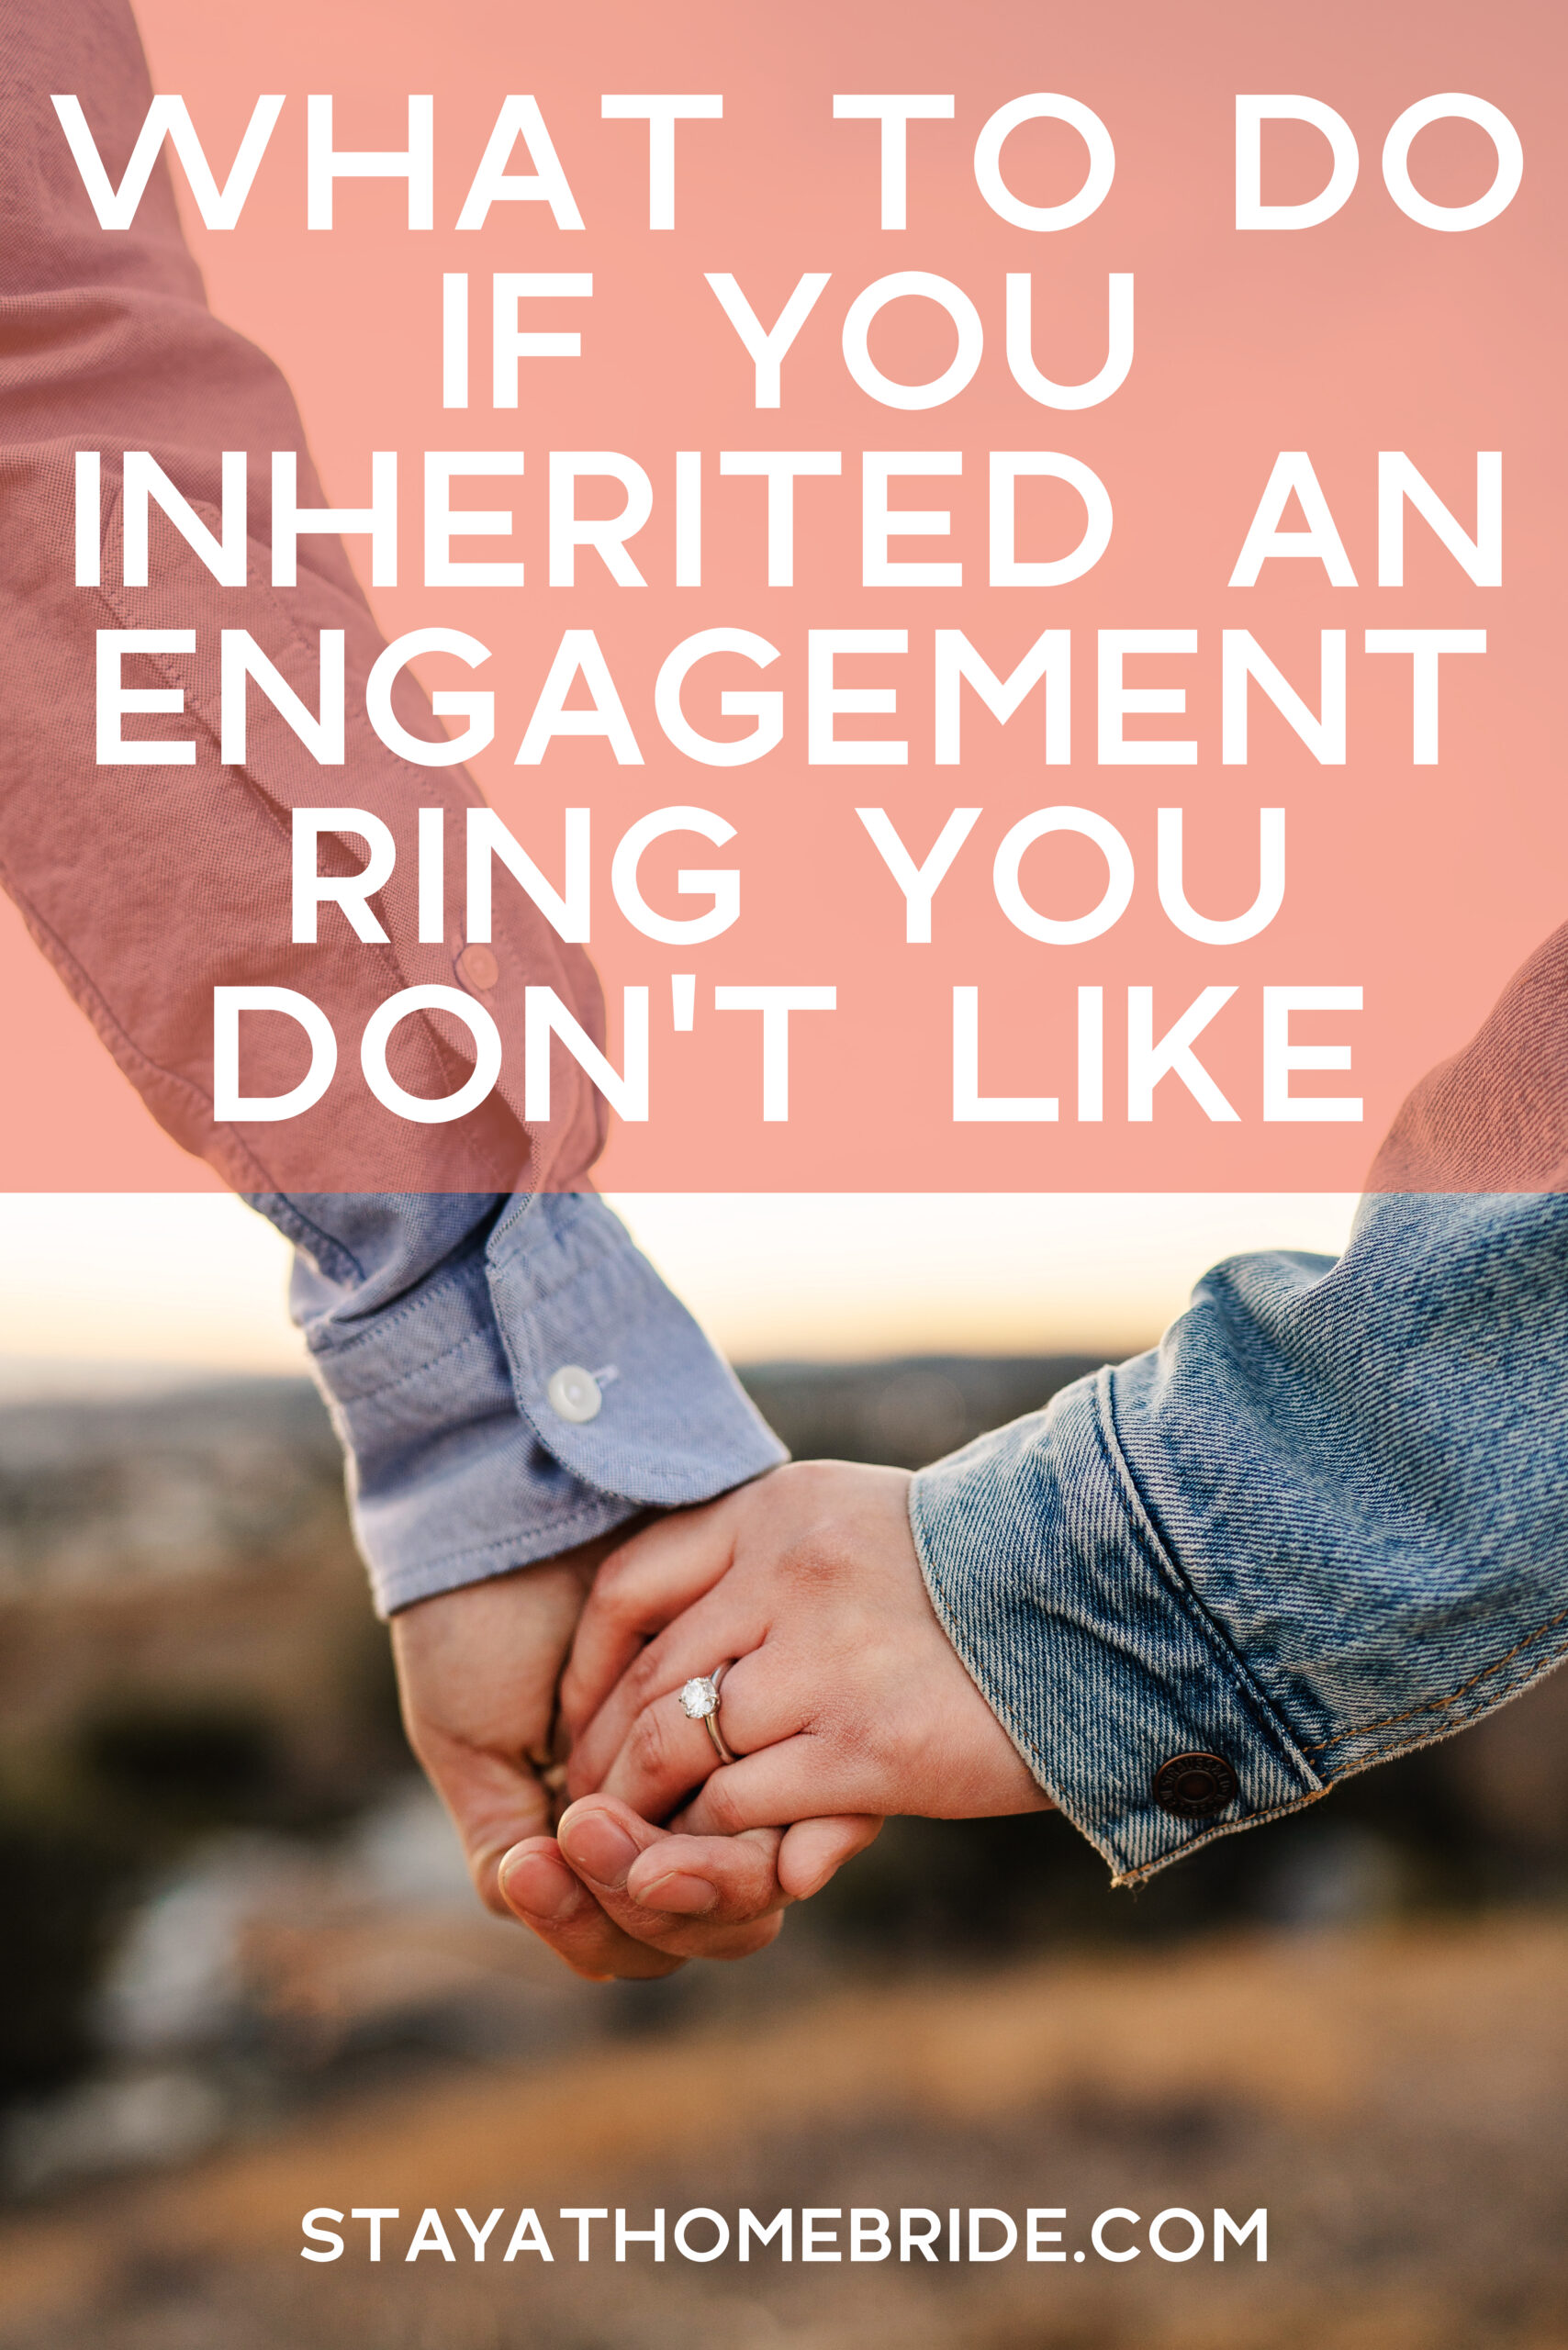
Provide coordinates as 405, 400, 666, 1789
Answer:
300, 2201, 1268, 2266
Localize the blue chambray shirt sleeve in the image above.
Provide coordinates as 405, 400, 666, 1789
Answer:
912, 1192, 1568, 1886
249, 1190, 785, 1617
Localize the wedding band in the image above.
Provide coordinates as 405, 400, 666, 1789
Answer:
678, 1662, 737, 1764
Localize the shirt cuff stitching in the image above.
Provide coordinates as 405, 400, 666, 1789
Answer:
248, 1192, 364, 1287
489, 1201, 629, 1312
314, 1320, 494, 1406
375, 1495, 638, 1615
303, 1252, 494, 1365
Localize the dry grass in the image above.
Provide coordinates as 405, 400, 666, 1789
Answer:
2, 1910, 1565, 2349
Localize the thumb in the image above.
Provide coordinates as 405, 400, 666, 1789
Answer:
389, 1544, 621, 1919
415, 1729, 555, 1917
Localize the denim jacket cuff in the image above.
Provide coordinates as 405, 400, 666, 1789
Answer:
909, 1370, 1325, 1884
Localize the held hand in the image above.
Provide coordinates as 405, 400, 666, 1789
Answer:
390, 1528, 879, 1981
391, 1535, 611, 1912
559, 1461, 1052, 1838
496, 1800, 883, 1979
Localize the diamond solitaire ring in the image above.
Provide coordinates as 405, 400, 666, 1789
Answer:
678, 1662, 737, 1764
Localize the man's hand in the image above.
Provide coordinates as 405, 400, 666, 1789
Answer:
493, 1801, 880, 1979
390, 1529, 879, 1981
391, 1536, 610, 1912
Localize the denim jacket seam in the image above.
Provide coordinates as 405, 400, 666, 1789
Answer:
1302, 1606, 1568, 1756
1092, 1368, 1321, 1785
1309, 1646, 1568, 1796
1110, 1784, 1331, 1887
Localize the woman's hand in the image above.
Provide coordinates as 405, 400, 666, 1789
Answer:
393, 1532, 876, 1979
557, 1461, 1052, 1847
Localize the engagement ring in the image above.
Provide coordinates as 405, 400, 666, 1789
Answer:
678, 1663, 737, 1764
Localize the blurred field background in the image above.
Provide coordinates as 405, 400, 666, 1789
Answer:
0, 1194, 1565, 2350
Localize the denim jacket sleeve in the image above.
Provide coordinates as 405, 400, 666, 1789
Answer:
252, 1189, 787, 1617
911, 1191, 1568, 1885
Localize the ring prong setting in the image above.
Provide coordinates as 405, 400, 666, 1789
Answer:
679, 1675, 720, 1720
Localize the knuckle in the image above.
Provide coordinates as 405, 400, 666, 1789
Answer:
751, 1467, 859, 1589
713, 1912, 785, 1963
776, 1529, 853, 1595
469, 1852, 513, 1921
591, 1550, 639, 1615
625, 1701, 675, 1781
780, 1458, 834, 1496
820, 1707, 888, 1775
621, 1639, 669, 1711
699, 1771, 747, 1837
771, 1459, 837, 1518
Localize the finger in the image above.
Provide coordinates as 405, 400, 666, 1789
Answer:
413, 1735, 555, 1918
678, 1738, 1050, 1836
501, 1813, 882, 1982
778, 1813, 884, 1898
558, 1495, 747, 1743
584, 1640, 800, 1823
622, 1823, 797, 1920
496, 1835, 686, 1980
635, 1814, 884, 1908
390, 1545, 614, 1919
554, 1796, 790, 1960
565, 1583, 774, 1803
671, 1736, 846, 1839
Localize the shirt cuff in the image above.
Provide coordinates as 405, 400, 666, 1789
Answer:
295, 1192, 784, 1617
486, 1193, 788, 1507
909, 1369, 1324, 1884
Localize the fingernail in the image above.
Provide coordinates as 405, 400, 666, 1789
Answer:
561, 1812, 638, 1891
637, 1871, 719, 1917
499, 1848, 577, 1922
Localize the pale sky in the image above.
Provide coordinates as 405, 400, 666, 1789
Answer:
0, 1192, 1358, 1394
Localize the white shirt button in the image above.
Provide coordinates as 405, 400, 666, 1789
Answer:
546, 1365, 602, 1424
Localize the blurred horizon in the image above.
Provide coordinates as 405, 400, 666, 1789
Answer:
0, 1191, 1359, 1395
